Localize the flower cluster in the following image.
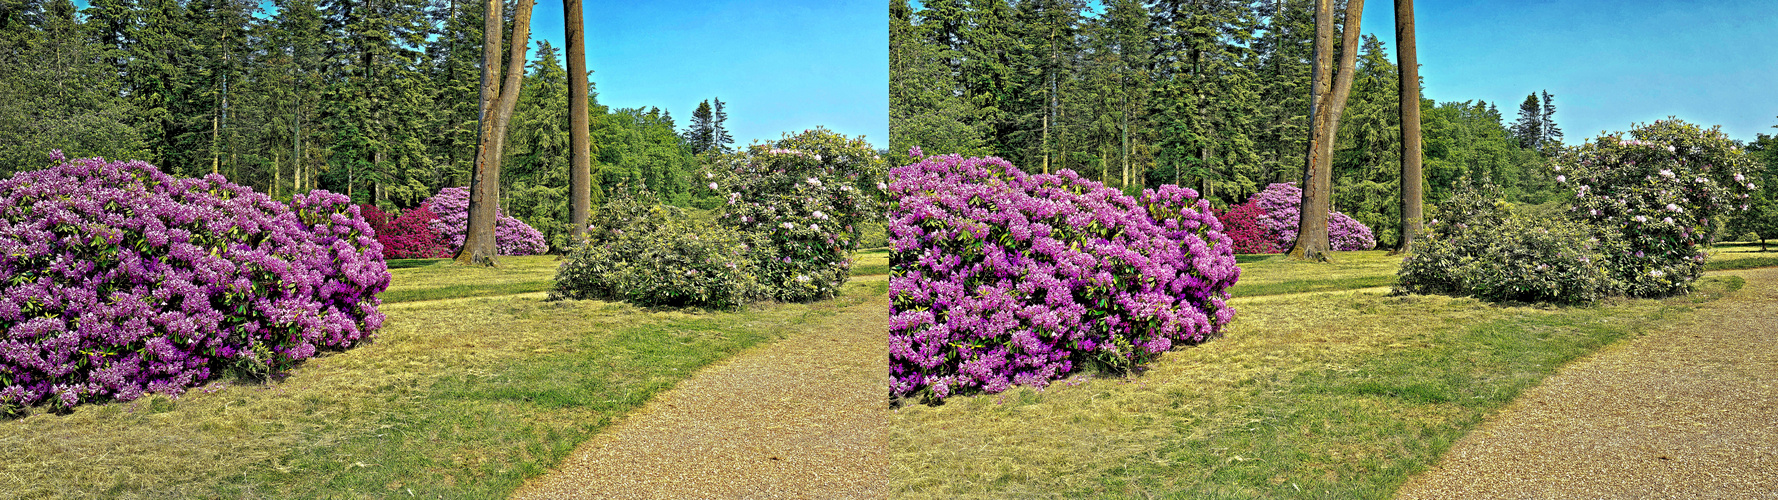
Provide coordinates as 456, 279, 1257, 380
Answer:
423, 187, 548, 256
1213, 200, 1279, 254
1250, 182, 1376, 251
0, 156, 389, 413
705, 128, 886, 302
1553, 119, 1756, 297
359, 204, 452, 259
888, 154, 1239, 403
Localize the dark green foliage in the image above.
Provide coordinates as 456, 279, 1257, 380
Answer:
1397, 186, 1625, 304
5, 0, 710, 227
1728, 129, 1778, 249
890, 0, 1555, 246
0, 0, 145, 173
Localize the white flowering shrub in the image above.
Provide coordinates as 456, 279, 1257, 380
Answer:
1554, 119, 1756, 297
705, 128, 885, 302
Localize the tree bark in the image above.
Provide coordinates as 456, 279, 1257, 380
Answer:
565, 0, 591, 246
1394, 0, 1423, 254
459, 0, 535, 266
1290, 0, 1363, 262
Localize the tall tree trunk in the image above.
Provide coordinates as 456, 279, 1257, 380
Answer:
1290, 0, 1362, 262
459, 0, 536, 266
565, 0, 591, 245
1393, 0, 1423, 254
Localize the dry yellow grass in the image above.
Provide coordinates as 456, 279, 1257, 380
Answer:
888, 258, 1735, 497
0, 258, 886, 498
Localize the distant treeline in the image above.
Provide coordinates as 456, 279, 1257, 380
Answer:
0, 0, 720, 212
890, 0, 1566, 247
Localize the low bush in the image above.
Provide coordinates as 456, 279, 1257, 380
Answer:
888, 153, 1239, 403
552, 191, 758, 309
0, 155, 388, 413
423, 186, 549, 256
1555, 119, 1758, 297
1397, 186, 1624, 304
1250, 182, 1375, 251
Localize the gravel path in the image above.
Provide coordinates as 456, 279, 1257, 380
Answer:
510, 279, 888, 499
1396, 267, 1778, 499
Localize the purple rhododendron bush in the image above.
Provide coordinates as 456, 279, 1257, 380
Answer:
1251, 182, 1376, 251
424, 186, 548, 256
0, 155, 389, 414
888, 152, 1240, 404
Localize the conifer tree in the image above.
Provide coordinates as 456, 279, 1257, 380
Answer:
683, 99, 714, 155
710, 97, 733, 153
564, 0, 591, 243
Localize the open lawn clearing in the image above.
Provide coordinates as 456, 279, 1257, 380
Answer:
1397, 267, 1778, 498
0, 264, 887, 499
1229, 251, 1401, 297
1706, 242, 1778, 271
889, 267, 1744, 498
378, 255, 559, 303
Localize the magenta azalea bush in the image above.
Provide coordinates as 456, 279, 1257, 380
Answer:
1, 155, 389, 413
705, 128, 886, 302
1214, 200, 1278, 254
424, 187, 548, 256
1251, 182, 1376, 251
361, 203, 452, 259
888, 153, 1239, 403
1554, 119, 1757, 297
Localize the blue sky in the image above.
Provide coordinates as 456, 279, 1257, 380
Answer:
1353, 0, 1777, 143
528, 0, 888, 149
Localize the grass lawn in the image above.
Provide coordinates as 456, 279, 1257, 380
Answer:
0, 251, 891, 499
890, 250, 1755, 498
1706, 241, 1778, 271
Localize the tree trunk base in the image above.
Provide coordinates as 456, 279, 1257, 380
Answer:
1289, 245, 1331, 262
454, 250, 500, 267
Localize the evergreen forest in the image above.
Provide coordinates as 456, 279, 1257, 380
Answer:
889, 0, 1572, 247
0, 0, 730, 219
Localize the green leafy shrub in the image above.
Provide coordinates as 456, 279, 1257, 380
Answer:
551, 192, 759, 309
705, 128, 886, 302
1398, 186, 1625, 304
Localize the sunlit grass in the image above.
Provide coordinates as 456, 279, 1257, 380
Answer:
889, 253, 1746, 498
0, 260, 889, 498
1707, 242, 1778, 271
1230, 251, 1402, 297
854, 248, 891, 276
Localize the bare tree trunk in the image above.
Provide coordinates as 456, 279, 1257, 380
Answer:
565, 0, 591, 246
459, 0, 535, 266
1290, 0, 1363, 262
1393, 0, 1423, 254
